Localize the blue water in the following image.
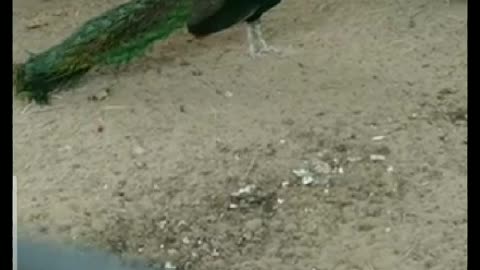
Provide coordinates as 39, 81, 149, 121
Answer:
17, 237, 159, 270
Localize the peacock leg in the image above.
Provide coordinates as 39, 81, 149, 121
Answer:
250, 20, 280, 54
246, 21, 280, 57
246, 23, 258, 57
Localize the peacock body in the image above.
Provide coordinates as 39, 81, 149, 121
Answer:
14, 0, 282, 104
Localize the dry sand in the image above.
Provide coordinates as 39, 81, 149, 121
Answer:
13, 0, 467, 269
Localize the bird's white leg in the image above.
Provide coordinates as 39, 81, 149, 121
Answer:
251, 20, 280, 53
246, 23, 259, 57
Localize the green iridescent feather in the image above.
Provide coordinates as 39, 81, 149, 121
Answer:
14, 0, 194, 104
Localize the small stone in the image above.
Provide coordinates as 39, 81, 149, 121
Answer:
159, 220, 167, 229
370, 154, 386, 161
134, 161, 147, 169
372, 135, 386, 141
132, 146, 146, 156
302, 175, 315, 185
347, 156, 362, 163
277, 198, 285, 204
177, 220, 188, 229
182, 237, 190, 245
225, 91, 233, 97
231, 185, 255, 197
25, 19, 48, 29
387, 166, 394, 173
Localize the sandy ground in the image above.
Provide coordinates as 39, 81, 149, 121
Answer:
13, 0, 467, 269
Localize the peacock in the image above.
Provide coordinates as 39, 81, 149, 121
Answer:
13, 0, 282, 104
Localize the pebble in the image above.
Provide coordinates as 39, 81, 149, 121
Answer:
132, 145, 146, 156
370, 154, 386, 161
134, 161, 147, 169
372, 135, 386, 141
228, 203, 238, 209
302, 175, 315, 185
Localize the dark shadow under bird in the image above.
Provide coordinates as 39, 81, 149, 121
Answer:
187, 0, 282, 57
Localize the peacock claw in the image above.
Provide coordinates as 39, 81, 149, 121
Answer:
249, 46, 281, 58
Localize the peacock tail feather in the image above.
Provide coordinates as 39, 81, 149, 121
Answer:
14, 0, 194, 104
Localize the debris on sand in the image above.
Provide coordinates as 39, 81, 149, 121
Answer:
292, 168, 316, 185
231, 184, 256, 197
229, 185, 277, 212
292, 159, 335, 186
